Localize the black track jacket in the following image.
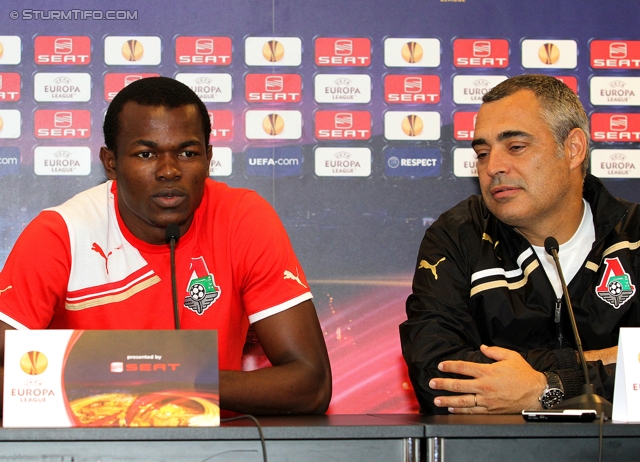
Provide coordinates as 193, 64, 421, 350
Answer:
400, 174, 640, 414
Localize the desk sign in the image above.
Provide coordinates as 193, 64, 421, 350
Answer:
613, 328, 640, 422
3, 330, 219, 428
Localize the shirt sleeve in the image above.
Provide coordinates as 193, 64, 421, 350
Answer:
230, 192, 312, 324
0, 211, 71, 329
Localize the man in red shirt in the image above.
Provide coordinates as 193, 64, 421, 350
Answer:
0, 77, 331, 415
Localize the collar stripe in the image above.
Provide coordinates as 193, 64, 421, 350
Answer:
584, 240, 640, 272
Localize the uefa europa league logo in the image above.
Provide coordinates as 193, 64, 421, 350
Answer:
20, 351, 48, 375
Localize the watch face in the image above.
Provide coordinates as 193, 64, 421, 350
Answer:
541, 389, 564, 409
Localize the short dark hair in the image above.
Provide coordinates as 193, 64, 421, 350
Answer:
482, 74, 590, 176
103, 76, 211, 153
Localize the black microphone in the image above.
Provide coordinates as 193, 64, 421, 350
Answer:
544, 236, 612, 417
165, 224, 181, 330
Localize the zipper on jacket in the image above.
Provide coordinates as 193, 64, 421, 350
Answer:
555, 298, 563, 347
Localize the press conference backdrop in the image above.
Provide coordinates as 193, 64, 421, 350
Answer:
0, 0, 638, 414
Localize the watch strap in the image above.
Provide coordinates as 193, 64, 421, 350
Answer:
539, 371, 565, 409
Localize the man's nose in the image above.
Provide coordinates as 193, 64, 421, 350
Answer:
485, 148, 509, 177
156, 153, 182, 181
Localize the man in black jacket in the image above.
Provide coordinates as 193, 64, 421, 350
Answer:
400, 74, 640, 414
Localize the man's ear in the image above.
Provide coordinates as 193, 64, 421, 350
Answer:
565, 127, 587, 172
99, 146, 118, 180
206, 144, 213, 164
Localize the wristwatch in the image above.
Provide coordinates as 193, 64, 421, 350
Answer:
539, 371, 565, 409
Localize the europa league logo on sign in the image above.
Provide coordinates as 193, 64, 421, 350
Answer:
402, 41, 423, 64
538, 43, 560, 65
263, 113, 285, 136
262, 40, 285, 63
122, 40, 144, 62
402, 114, 424, 137
20, 351, 48, 375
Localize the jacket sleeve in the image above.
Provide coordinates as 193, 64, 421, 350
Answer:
521, 348, 614, 402
400, 211, 493, 414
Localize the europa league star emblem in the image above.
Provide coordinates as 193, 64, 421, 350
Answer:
263, 113, 285, 136
262, 40, 285, 63
402, 41, 423, 64
538, 43, 560, 65
402, 114, 423, 137
20, 351, 48, 375
122, 39, 144, 62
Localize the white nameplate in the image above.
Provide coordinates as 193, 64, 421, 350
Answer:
3, 330, 219, 427
612, 328, 640, 422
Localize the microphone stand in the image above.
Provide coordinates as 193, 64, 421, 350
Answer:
165, 224, 181, 330
545, 237, 612, 417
